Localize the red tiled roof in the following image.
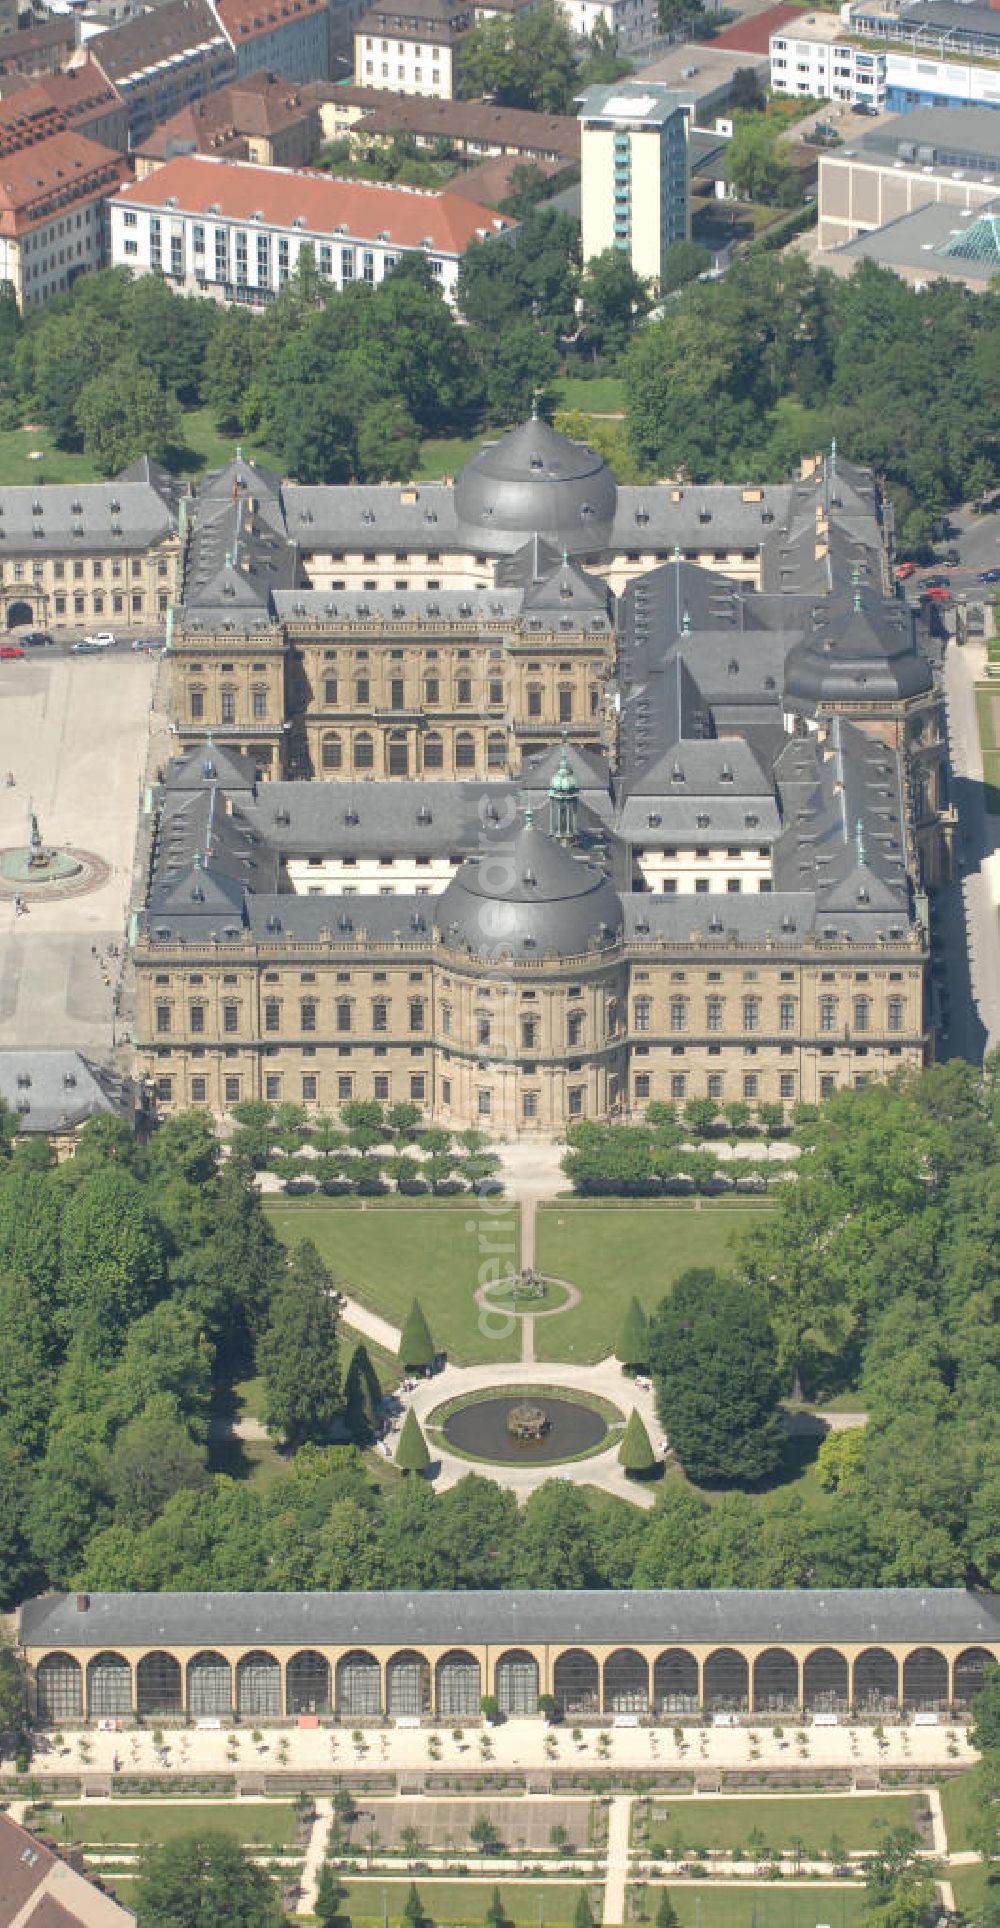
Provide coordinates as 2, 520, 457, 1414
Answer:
709, 4, 807, 53
320, 86, 580, 160
114, 153, 515, 251
21, 68, 124, 122
214, 0, 328, 36
448, 151, 561, 206
0, 129, 127, 234
136, 69, 316, 158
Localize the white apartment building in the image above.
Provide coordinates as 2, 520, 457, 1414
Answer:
109, 154, 514, 308
770, 13, 887, 109
352, 0, 471, 99
579, 81, 689, 288
569, 0, 659, 52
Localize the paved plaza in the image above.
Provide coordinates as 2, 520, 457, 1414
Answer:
8, 1714, 977, 1784
0, 651, 160, 1052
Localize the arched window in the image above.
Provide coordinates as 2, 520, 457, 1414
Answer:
137, 1651, 182, 1716
803, 1648, 848, 1712
853, 1649, 898, 1712
495, 1649, 538, 1715
553, 1649, 599, 1716
386, 1650, 430, 1717
753, 1648, 798, 1713
321, 733, 342, 771
653, 1649, 698, 1714
423, 732, 443, 771
336, 1649, 380, 1717
87, 1652, 131, 1718
187, 1651, 231, 1718
604, 1649, 648, 1715
287, 1651, 331, 1716
954, 1648, 996, 1708
236, 1651, 281, 1718
703, 1649, 748, 1712
903, 1648, 949, 1710
36, 1653, 82, 1723
435, 1650, 480, 1717
353, 732, 374, 770
486, 732, 506, 771
455, 732, 475, 771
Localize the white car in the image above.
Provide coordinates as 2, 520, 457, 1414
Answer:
84, 631, 116, 649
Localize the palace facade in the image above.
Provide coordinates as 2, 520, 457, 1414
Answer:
135, 418, 947, 1128
18, 1588, 1000, 1721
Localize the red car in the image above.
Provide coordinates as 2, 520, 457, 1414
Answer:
0, 644, 24, 659
923, 585, 952, 602
895, 561, 918, 580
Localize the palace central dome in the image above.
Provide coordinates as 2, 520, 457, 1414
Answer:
454, 418, 618, 558
435, 815, 623, 960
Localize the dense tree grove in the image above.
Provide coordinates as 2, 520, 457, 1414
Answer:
625, 254, 1000, 550
3, 237, 997, 534
0, 229, 583, 482
2, 1063, 1000, 1605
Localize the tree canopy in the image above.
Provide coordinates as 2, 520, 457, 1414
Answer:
133, 1832, 284, 1928
649, 1268, 784, 1486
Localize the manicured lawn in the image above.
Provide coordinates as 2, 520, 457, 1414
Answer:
552, 374, 626, 415
0, 409, 282, 487
640, 1887, 866, 1928
165, 405, 281, 480
41, 1802, 298, 1848
411, 432, 494, 480
949, 1863, 991, 1918
0, 422, 102, 484
331, 1881, 595, 1926
975, 685, 1000, 813
532, 1203, 772, 1363
940, 1770, 984, 1853
644, 1794, 918, 1857
265, 1201, 521, 1365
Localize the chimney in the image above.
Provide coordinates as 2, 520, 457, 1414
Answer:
76, 1592, 89, 1612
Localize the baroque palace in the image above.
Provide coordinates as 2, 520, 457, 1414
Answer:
131, 417, 949, 1127
17, 1587, 1000, 1722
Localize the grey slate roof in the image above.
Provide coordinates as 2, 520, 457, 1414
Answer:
283, 479, 460, 552
773, 717, 910, 924
613, 482, 793, 557
275, 586, 523, 625
783, 584, 932, 711
454, 420, 618, 560
245, 779, 516, 858
0, 1051, 133, 1136
93, 0, 231, 87
435, 815, 623, 958
20, 1588, 1000, 1651
0, 479, 176, 556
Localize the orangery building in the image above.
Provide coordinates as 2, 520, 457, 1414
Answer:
18, 1588, 1000, 1722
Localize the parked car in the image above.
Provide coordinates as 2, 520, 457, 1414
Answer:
83, 630, 116, 649
21, 630, 51, 646
978, 567, 1000, 583
923, 585, 952, 602
0, 643, 24, 659
895, 561, 918, 580
925, 575, 950, 588
70, 638, 100, 653
944, 548, 961, 565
